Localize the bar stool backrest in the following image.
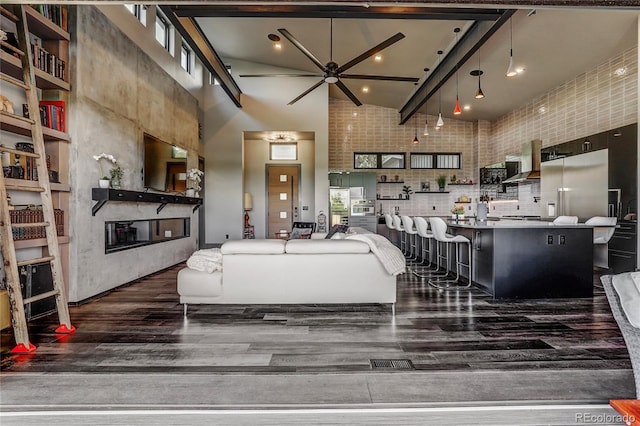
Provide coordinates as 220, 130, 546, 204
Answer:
384, 213, 395, 229
585, 216, 617, 244
413, 216, 430, 237
429, 217, 448, 242
401, 216, 417, 235
553, 215, 578, 225
392, 214, 403, 231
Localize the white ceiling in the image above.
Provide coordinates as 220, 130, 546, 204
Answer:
195, 7, 638, 122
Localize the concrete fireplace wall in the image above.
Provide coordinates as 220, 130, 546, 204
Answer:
67, 6, 200, 302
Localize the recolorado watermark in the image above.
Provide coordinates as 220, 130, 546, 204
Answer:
576, 412, 636, 424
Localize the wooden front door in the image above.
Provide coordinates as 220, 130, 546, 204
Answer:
267, 165, 300, 238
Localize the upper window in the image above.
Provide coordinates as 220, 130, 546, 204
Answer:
124, 4, 146, 25
354, 153, 405, 169
180, 43, 191, 73
155, 12, 171, 52
270, 143, 297, 160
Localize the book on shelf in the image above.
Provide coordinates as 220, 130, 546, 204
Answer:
31, 5, 68, 31
23, 100, 66, 132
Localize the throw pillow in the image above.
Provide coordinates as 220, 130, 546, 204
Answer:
325, 224, 349, 239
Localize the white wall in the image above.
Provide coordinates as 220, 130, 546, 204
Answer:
202, 60, 329, 243
244, 137, 316, 239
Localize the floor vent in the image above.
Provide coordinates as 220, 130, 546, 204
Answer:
370, 359, 415, 370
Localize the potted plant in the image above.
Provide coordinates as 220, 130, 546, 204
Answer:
451, 204, 465, 219
402, 185, 412, 199
109, 165, 124, 189
93, 153, 117, 189
437, 175, 447, 191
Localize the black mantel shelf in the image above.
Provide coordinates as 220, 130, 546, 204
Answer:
92, 188, 203, 216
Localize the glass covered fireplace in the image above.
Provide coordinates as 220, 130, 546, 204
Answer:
105, 217, 190, 253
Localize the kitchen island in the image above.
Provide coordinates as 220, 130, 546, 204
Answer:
447, 219, 594, 299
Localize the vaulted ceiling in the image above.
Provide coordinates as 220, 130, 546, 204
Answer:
166, 4, 638, 123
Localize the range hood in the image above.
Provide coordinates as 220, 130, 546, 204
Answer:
502, 139, 542, 183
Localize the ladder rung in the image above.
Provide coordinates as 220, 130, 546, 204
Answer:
0, 6, 18, 22
0, 74, 29, 90
17, 256, 55, 267
0, 40, 24, 56
0, 145, 40, 158
12, 221, 49, 228
0, 110, 36, 125
5, 185, 45, 192
23, 289, 59, 305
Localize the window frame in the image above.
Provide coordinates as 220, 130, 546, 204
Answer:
409, 152, 461, 169
180, 42, 191, 73
354, 152, 406, 170
270, 143, 298, 161
155, 12, 171, 52
124, 4, 147, 25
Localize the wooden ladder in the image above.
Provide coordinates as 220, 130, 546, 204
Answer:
0, 5, 74, 354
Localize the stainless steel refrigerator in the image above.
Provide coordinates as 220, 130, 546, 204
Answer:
329, 188, 350, 226
540, 149, 608, 221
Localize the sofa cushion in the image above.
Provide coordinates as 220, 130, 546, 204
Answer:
285, 239, 370, 254
221, 239, 286, 255
612, 272, 640, 328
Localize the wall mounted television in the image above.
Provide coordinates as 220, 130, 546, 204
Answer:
143, 133, 187, 192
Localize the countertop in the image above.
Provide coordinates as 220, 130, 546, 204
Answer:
447, 219, 597, 229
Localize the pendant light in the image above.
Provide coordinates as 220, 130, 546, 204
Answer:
472, 49, 485, 99
423, 68, 430, 136
412, 115, 419, 144
452, 28, 462, 115
436, 50, 444, 128
506, 18, 518, 77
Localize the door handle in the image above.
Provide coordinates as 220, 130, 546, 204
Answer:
473, 231, 481, 250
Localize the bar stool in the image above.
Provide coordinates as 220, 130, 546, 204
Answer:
401, 216, 419, 261
392, 214, 406, 253
585, 216, 617, 268
428, 217, 472, 289
384, 213, 398, 246
410, 217, 441, 278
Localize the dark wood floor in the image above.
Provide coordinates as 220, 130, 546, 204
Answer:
0, 264, 632, 375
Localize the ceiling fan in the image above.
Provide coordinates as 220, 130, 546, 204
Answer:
239, 20, 419, 106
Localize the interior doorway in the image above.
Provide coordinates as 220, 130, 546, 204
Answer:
266, 165, 300, 238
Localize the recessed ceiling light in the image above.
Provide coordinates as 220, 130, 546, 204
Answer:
463, 105, 471, 111
374, 54, 382, 62
268, 33, 281, 50
362, 86, 369, 93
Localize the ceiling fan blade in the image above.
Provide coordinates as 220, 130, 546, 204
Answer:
341, 74, 419, 82
239, 74, 323, 78
338, 32, 405, 73
278, 28, 326, 72
287, 79, 325, 105
335, 80, 362, 107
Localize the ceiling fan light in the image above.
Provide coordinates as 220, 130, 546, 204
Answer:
324, 76, 338, 84
436, 113, 444, 128
506, 55, 517, 77
453, 98, 462, 115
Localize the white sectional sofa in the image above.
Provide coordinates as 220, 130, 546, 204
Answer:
177, 235, 404, 315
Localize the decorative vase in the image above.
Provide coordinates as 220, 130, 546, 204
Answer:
380, 175, 387, 182
99, 179, 110, 189
185, 189, 195, 197
110, 178, 121, 189
439, 186, 445, 192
